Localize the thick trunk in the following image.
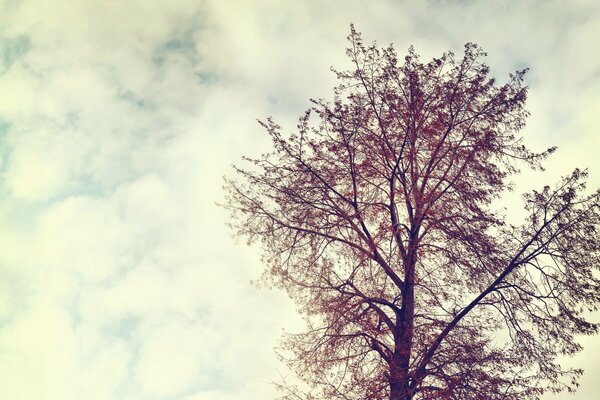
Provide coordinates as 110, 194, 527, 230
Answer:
389, 378, 402, 400
390, 232, 419, 400
389, 360, 412, 400
389, 382, 408, 400
389, 292, 415, 400
389, 382, 412, 400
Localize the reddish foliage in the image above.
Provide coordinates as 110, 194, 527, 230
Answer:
224, 27, 600, 400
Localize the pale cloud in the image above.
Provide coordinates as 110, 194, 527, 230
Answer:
135, 322, 209, 397
5, 131, 72, 201
0, 1, 598, 400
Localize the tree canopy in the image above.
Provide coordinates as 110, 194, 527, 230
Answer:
224, 27, 600, 400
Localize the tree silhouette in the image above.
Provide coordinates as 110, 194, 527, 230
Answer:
224, 27, 599, 400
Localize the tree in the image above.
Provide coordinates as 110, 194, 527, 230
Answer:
224, 27, 600, 400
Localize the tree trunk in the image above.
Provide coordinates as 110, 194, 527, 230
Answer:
390, 233, 418, 400
389, 378, 402, 400
389, 371, 412, 400
389, 361, 412, 400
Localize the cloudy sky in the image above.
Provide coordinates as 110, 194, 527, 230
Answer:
0, 1, 598, 399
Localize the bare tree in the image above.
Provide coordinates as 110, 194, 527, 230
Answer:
224, 27, 599, 400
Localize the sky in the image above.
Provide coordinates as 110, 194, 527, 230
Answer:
0, 1, 598, 399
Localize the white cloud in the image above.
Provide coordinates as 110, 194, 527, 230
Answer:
135, 322, 208, 397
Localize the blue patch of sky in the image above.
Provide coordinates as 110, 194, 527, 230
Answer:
153, 27, 200, 68
195, 71, 217, 85
118, 89, 154, 111
0, 34, 30, 75
152, 20, 219, 86
0, 120, 11, 173
107, 315, 141, 341
0, 119, 10, 134
266, 91, 312, 118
